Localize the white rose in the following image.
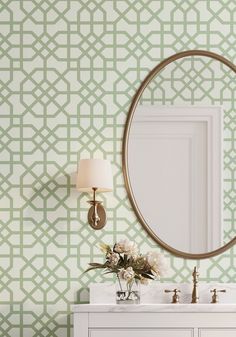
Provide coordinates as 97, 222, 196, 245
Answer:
114, 239, 138, 257
156, 253, 169, 277
146, 252, 168, 277
119, 267, 135, 281
108, 252, 119, 266
114, 242, 124, 253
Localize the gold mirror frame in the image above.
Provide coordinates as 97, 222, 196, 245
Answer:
122, 50, 236, 259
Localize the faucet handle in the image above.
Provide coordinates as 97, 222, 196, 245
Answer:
164, 289, 181, 303
210, 288, 226, 303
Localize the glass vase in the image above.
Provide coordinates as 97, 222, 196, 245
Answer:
116, 278, 140, 304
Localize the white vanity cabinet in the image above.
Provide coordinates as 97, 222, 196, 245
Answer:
89, 330, 192, 337
73, 304, 236, 337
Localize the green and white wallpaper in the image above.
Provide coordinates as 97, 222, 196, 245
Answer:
0, 1, 236, 336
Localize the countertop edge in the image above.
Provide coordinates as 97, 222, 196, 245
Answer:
72, 303, 236, 313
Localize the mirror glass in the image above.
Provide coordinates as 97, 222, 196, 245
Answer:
126, 53, 236, 256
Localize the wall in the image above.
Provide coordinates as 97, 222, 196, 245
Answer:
0, 1, 235, 336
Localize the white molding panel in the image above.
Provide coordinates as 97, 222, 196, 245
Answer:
128, 105, 223, 253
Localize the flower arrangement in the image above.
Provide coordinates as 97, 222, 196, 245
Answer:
85, 239, 168, 303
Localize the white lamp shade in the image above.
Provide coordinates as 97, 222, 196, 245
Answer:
77, 159, 113, 192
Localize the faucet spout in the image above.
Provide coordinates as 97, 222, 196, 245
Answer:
191, 266, 199, 303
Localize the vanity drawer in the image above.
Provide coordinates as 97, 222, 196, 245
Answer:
90, 328, 193, 337
199, 329, 236, 337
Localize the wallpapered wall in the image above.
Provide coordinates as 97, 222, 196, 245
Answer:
0, 1, 236, 336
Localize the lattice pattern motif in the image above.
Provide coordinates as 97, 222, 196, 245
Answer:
0, 1, 236, 336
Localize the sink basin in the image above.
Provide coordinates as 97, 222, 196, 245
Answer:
89, 282, 236, 305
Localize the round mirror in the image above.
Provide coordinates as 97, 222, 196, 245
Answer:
123, 50, 236, 259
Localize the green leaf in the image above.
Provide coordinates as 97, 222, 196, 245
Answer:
99, 242, 112, 254
103, 270, 117, 275
84, 265, 106, 273
140, 273, 155, 280
88, 263, 104, 267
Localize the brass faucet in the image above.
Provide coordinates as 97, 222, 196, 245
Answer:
210, 288, 226, 303
164, 289, 181, 303
191, 266, 199, 303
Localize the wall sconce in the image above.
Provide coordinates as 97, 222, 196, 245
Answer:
76, 159, 113, 230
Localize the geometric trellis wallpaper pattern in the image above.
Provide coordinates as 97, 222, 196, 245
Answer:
0, 1, 236, 336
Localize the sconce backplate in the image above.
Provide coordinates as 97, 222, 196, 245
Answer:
88, 204, 106, 230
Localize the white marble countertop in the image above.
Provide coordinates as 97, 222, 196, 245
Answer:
73, 303, 236, 313
89, 282, 236, 305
